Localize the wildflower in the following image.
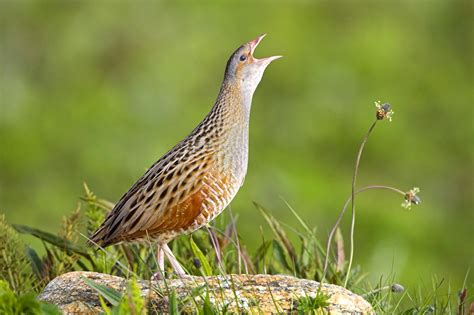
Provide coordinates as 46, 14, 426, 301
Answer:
375, 101, 394, 122
402, 187, 421, 209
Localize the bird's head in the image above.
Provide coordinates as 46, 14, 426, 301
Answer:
224, 34, 281, 95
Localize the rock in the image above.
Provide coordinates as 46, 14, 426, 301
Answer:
38, 271, 373, 314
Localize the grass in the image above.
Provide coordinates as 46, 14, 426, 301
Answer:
3, 193, 466, 313
294, 292, 330, 314
0, 101, 470, 313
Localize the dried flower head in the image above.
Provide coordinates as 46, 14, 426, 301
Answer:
391, 283, 405, 293
375, 101, 394, 121
402, 187, 421, 209
192, 257, 202, 269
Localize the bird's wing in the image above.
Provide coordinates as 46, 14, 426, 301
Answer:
88, 142, 217, 246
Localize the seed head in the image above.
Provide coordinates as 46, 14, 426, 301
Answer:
391, 283, 405, 293
193, 257, 202, 269
402, 187, 421, 209
375, 101, 394, 122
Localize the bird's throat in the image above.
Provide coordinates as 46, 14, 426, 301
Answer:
208, 81, 251, 179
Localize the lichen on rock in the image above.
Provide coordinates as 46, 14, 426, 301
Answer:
38, 271, 373, 314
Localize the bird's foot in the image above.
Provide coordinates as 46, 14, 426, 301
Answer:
162, 243, 187, 277
151, 270, 193, 281
151, 271, 166, 281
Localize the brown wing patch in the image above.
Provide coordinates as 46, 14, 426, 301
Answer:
121, 189, 205, 242
151, 190, 204, 232
90, 149, 231, 246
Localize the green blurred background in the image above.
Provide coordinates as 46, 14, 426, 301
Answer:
1, 1, 472, 292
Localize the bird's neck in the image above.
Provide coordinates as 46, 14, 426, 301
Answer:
211, 80, 253, 132
199, 80, 252, 178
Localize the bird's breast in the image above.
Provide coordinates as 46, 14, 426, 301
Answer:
214, 121, 249, 187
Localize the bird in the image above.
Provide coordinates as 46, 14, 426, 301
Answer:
88, 34, 281, 277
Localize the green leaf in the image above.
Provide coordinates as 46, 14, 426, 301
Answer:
254, 202, 298, 270
13, 224, 90, 258
0, 280, 18, 314
126, 278, 144, 313
281, 197, 312, 235
168, 290, 178, 315
0, 279, 61, 314
81, 277, 122, 306
39, 303, 62, 315
25, 246, 43, 279
253, 240, 272, 266
282, 198, 326, 254
201, 290, 215, 315
190, 238, 212, 276
99, 296, 112, 315
272, 240, 291, 271
15, 292, 41, 314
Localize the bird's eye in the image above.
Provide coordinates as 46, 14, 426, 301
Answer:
239, 54, 247, 62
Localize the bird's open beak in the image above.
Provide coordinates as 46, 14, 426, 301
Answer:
248, 34, 282, 65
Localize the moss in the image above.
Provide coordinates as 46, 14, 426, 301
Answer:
0, 215, 34, 294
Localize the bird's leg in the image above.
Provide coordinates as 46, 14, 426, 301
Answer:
157, 245, 165, 272
152, 245, 165, 280
162, 243, 186, 277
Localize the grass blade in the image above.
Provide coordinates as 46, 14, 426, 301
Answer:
13, 224, 90, 258
272, 240, 291, 272
168, 289, 179, 315
190, 237, 213, 276
81, 276, 122, 306
25, 246, 44, 279
253, 240, 272, 264
254, 202, 298, 270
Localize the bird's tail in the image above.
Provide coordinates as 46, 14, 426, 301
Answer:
86, 226, 109, 248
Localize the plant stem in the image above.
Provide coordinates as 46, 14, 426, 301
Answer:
321, 185, 405, 282
228, 207, 245, 274
344, 120, 378, 287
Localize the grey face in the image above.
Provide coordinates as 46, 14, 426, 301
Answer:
223, 35, 282, 96
223, 44, 253, 81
